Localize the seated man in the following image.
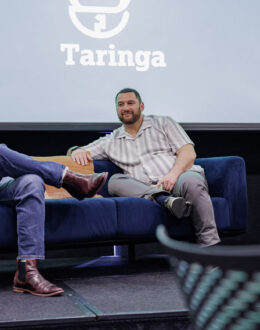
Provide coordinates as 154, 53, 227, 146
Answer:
0, 144, 108, 297
69, 88, 220, 247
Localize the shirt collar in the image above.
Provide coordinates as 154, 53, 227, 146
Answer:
116, 116, 152, 139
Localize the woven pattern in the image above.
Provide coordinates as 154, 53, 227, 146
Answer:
156, 225, 260, 330
175, 261, 260, 330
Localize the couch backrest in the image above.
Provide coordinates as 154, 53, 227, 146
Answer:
93, 160, 123, 197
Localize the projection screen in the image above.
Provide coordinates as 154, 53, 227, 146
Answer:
0, 0, 260, 124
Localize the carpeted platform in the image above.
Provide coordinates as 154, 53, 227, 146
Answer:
0, 255, 191, 329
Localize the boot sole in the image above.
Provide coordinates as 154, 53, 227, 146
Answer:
13, 286, 64, 297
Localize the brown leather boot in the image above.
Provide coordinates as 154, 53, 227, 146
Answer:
62, 170, 108, 200
13, 260, 64, 297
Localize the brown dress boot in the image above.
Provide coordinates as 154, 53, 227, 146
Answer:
62, 170, 108, 200
13, 260, 64, 297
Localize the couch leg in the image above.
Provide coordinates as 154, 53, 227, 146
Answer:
128, 244, 136, 262
114, 245, 136, 262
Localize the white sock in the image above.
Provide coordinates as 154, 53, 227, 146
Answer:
62, 167, 69, 180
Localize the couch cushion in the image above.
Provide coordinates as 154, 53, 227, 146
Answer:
0, 195, 233, 251
114, 196, 230, 240
0, 198, 118, 250
45, 198, 118, 245
114, 197, 194, 240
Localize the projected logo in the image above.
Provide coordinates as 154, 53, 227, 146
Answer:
68, 0, 131, 39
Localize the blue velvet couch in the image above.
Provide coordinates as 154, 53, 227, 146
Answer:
0, 156, 248, 253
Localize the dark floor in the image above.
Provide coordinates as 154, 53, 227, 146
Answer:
0, 254, 191, 330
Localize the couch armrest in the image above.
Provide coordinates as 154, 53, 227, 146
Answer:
195, 156, 248, 230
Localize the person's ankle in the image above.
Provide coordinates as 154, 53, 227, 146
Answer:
153, 193, 170, 207
61, 167, 69, 180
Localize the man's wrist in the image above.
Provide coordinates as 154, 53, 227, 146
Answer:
169, 169, 180, 180
67, 146, 80, 156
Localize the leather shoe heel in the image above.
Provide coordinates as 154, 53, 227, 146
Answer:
62, 171, 108, 200
13, 260, 64, 297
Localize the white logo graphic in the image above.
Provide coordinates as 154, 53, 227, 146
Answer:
68, 0, 131, 39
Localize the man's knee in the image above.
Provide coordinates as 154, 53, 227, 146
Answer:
0, 144, 7, 158
108, 173, 128, 195
16, 174, 45, 198
0, 143, 6, 150
177, 173, 208, 197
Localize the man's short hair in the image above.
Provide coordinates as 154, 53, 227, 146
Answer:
115, 88, 142, 104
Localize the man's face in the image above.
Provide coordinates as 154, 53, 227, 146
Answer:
116, 92, 144, 125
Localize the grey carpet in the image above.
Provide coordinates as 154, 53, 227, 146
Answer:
0, 255, 189, 329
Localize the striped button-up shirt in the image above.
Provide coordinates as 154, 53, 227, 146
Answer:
83, 115, 203, 185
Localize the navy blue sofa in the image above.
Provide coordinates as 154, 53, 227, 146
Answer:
0, 156, 248, 253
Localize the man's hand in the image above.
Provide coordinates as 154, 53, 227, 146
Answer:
71, 148, 92, 166
156, 172, 178, 192
156, 144, 196, 191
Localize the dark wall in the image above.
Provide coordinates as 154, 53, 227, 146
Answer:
2, 128, 260, 174
188, 130, 260, 175
1, 127, 260, 244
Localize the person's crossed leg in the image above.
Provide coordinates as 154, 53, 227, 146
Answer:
108, 171, 220, 247
0, 144, 108, 296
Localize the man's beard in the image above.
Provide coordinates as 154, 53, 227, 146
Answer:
118, 109, 142, 125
